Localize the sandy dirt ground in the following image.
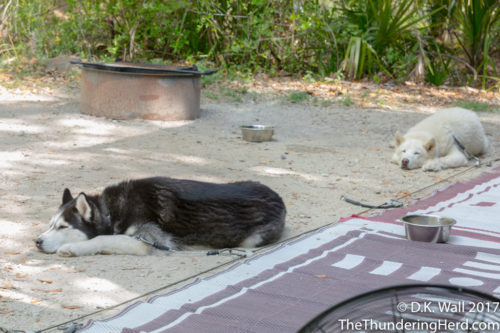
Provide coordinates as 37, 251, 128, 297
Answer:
0, 85, 499, 332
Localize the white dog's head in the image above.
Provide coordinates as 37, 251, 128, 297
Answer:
35, 189, 97, 253
392, 131, 436, 169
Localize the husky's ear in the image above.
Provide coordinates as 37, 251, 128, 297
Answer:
75, 193, 92, 221
424, 138, 436, 152
62, 188, 73, 204
394, 131, 404, 147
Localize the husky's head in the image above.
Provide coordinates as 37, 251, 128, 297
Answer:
392, 131, 436, 170
35, 189, 101, 253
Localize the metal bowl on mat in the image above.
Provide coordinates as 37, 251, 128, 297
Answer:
240, 125, 274, 142
401, 214, 456, 243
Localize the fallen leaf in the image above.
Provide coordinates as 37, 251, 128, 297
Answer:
1, 310, 14, 314
315, 274, 327, 278
1, 283, 14, 289
31, 300, 42, 304
32, 288, 62, 293
62, 304, 81, 309
16, 273, 29, 278
38, 279, 53, 284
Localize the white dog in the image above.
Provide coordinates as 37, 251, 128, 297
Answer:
392, 108, 488, 171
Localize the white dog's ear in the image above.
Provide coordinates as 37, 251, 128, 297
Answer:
394, 131, 404, 146
424, 138, 436, 152
75, 193, 92, 221
62, 188, 73, 204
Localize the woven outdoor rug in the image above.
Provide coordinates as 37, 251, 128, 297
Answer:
79, 167, 500, 333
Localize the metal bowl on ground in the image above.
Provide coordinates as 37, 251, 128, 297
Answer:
401, 214, 456, 243
240, 125, 274, 142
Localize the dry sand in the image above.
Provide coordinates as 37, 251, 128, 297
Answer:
0, 86, 499, 331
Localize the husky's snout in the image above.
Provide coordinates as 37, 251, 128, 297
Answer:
34, 237, 54, 253
34, 234, 58, 253
35, 220, 89, 254
34, 237, 53, 253
34, 237, 43, 250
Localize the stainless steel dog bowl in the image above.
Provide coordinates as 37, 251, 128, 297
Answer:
401, 214, 456, 243
240, 125, 274, 142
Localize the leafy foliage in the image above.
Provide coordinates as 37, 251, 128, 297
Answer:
339, 0, 441, 80
451, 0, 500, 69
0, 0, 499, 88
450, 0, 500, 88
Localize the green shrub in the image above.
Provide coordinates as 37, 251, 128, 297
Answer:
338, 0, 436, 79
0, 0, 499, 88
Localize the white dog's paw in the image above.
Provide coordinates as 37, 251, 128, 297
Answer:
422, 160, 442, 171
57, 244, 78, 257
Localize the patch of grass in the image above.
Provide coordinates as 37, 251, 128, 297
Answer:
247, 91, 262, 102
216, 86, 248, 102
201, 73, 219, 87
376, 97, 388, 106
341, 93, 355, 106
287, 91, 309, 104
311, 96, 331, 107
302, 71, 317, 83
453, 100, 498, 112
0, 77, 22, 89
232, 85, 248, 95
202, 90, 219, 100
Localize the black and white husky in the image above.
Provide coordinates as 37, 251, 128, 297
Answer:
35, 177, 286, 257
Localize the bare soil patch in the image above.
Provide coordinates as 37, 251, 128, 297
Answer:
0, 78, 499, 331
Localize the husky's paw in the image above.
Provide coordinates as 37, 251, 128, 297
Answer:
422, 160, 442, 171
57, 244, 78, 257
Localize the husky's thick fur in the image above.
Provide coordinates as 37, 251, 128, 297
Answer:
392, 108, 488, 171
35, 177, 286, 256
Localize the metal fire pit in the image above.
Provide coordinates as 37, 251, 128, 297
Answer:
73, 60, 216, 121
